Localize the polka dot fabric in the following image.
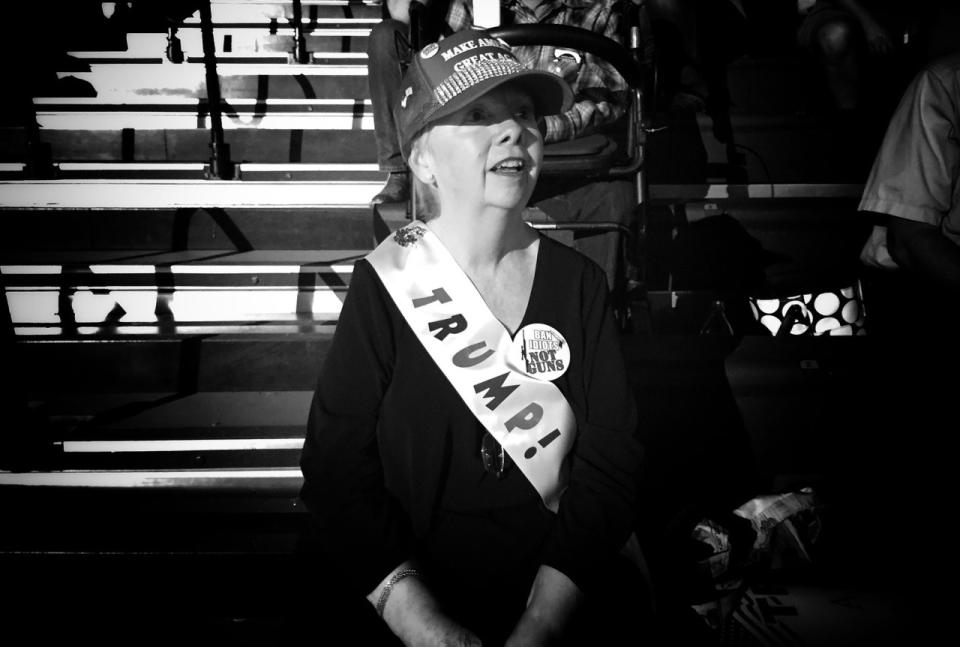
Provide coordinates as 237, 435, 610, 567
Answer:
748, 284, 866, 336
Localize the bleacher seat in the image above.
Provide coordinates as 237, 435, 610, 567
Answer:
1, 5, 389, 612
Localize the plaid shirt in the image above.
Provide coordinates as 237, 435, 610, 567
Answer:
443, 0, 633, 143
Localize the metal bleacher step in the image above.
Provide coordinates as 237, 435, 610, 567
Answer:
2, 205, 380, 251
55, 0, 382, 54
9, 1, 382, 178
108, 25, 376, 59
2, 248, 360, 335
14, 96, 379, 168
3, 351, 321, 507
57, 60, 369, 101
202, 0, 384, 21
0, 178, 381, 208
10, 333, 333, 392
33, 97, 374, 130
13, 131, 379, 166
2, 389, 310, 483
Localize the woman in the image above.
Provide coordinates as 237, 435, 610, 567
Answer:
299, 28, 648, 646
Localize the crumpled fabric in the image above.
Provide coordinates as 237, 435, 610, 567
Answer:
732, 487, 822, 569
687, 488, 823, 630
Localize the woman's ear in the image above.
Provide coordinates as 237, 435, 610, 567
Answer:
407, 137, 436, 186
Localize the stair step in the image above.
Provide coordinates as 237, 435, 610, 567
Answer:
59, 62, 369, 101
2, 206, 381, 251
204, 0, 383, 22
21, 98, 378, 166
6, 290, 346, 333
13, 129, 378, 164
181, 10, 381, 28
2, 389, 311, 493
101, 0, 382, 26
33, 98, 374, 130
63, 33, 371, 64
1, 247, 364, 268
12, 334, 333, 391
0, 179, 381, 208
0, 468, 303, 493
138, 26, 375, 58
3, 249, 363, 333
15, 162, 383, 182
204, 0, 379, 14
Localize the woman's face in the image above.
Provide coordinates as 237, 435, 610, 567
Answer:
419, 83, 542, 215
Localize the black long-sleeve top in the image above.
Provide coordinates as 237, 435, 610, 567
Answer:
299, 233, 644, 600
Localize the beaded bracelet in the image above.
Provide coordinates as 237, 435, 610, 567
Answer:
375, 568, 421, 617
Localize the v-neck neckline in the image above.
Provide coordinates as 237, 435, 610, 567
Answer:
421, 223, 545, 339
504, 231, 545, 338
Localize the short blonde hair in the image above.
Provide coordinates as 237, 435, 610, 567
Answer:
408, 131, 440, 221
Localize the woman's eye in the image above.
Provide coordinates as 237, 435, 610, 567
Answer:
465, 108, 486, 123
514, 103, 538, 122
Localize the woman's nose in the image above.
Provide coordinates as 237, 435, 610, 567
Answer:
496, 117, 523, 145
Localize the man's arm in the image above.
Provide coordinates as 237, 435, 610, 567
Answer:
858, 59, 960, 289
533, 0, 633, 142
887, 217, 960, 294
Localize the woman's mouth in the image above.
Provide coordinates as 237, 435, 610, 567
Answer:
489, 158, 526, 174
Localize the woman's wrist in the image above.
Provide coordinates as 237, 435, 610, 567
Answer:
375, 567, 422, 617
383, 577, 480, 647
367, 561, 421, 617
367, 562, 452, 643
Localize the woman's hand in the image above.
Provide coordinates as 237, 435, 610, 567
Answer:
505, 565, 583, 647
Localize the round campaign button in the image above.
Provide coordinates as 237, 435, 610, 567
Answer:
512, 323, 570, 381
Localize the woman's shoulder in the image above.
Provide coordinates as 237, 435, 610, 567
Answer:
537, 232, 608, 287
348, 256, 380, 289
340, 255, 396, 317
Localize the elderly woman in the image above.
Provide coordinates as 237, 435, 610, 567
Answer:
299, 28, 647, 646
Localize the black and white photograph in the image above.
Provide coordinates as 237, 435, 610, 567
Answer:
2, 1, 956, 644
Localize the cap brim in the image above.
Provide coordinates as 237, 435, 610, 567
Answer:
428, 68, 573, 129
402, 67, 573, 158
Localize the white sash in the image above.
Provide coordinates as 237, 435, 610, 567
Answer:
366, 222, 576, 512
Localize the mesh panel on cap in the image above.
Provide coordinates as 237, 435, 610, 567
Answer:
434, 60, 530, 106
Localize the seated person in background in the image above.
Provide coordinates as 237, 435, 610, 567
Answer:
367, 0, 458, 205
507, 0, 640, 292
643, 0, 748, 114
368, 0, 640, 292
796, 0, 909, 112
858, 52, 960, 328
301, 28, 649, 646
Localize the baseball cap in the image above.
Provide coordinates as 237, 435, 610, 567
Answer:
395, 27, 574, 160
